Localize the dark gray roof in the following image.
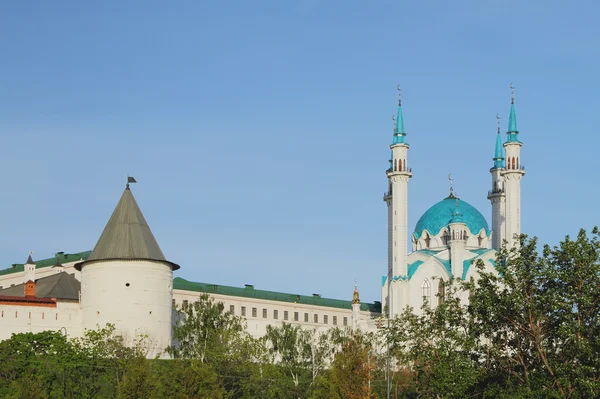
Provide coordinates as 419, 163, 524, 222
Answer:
26, 254, 35, 265
0, 272, 80, 300
76, 186, 179, 270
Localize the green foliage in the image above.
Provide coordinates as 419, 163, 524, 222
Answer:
2, 228, 600, 398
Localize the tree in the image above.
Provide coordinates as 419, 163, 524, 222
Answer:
384, 278, 481, 398
326, 331, 378, 399
470, 229, 600, 398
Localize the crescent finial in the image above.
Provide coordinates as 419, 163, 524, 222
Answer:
510, 83, 515, 103
397, 85, 402, 106
496, 113, 501, 133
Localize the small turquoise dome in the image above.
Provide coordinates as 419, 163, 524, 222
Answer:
414, 196, 490, 238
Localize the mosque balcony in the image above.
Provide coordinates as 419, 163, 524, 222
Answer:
386, 168, 412, 177
487, 188, 505, 197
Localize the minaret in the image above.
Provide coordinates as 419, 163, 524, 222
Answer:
488, 114, 506, 250
502, 84, 525, 249
384, 86, 412, 316
75, 180, 180, 357
448, 199, 467, 279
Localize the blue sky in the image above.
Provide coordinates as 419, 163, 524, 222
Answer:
0, 0, 598, 303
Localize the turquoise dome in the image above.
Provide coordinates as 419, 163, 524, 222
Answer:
413, 197, 490, 238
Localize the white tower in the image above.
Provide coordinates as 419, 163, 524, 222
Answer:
448, 200, 467, 279
384, 87, 412, 317
24, 253, 35, 283
488, 114, 506, 250
501, 84, 525, 249
76, 182, 179, 357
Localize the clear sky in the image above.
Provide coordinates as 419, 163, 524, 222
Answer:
0, 0, 598, 303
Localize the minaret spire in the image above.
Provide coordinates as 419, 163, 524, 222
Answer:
393, 85, 406, 144
493, 114, 505, 169
507, 83, 519, 140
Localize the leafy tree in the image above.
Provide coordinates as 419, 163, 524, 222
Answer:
384, 278, 481, 398
327, 330, 378, 399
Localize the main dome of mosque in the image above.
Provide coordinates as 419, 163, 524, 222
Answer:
413, 196, 491, 238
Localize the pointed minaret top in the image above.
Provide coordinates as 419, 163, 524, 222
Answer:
25, 252, 35, 265
395, 85, 405, 134
507, 83, 519, 136
493, 114, 505, 169
75, 185, 179, 271
392, 85, 407, 145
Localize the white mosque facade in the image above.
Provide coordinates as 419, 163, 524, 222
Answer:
0, 87, 524, 354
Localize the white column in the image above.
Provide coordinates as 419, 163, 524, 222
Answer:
502, 143, 524, 249
488, 168, 506, 250
449, 223, 466, 278
387, 143, 412, 316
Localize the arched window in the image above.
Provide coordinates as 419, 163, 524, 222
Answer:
517, 157, 519, 169
422, 279, 431, 307
424, 232, 431, 248
403, 159, 406, 171
393, 159, 397, 171
478, 234, 483, 247
512, 157, 516, 169
438, 280, 445, 306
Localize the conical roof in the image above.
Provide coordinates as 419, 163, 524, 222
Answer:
75, 186, 179, 270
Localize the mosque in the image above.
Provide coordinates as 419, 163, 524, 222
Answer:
382, 84, 524, 314
0, 86, 524, 354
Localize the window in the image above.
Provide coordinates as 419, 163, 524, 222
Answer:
314, 314, 318, 323
294, 312, 299, 321
333, 316, 337, 325
183, 300, 189, 310
229, 305, 235, 314
241, 306, 246, 316
343, 317, 348, 326
422, 279, 431, 307
262, 308, 267, 318
274, 310, 278, 320
252, 307, 257, 317
284, 311, 289, 321
304, 313, 309, 322
438, 280, 445, 306
324, 315, 328, 324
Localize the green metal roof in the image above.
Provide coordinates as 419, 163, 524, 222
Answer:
173, 277, 382, 313
0, 251, 92, 276
0, 251, 380, 313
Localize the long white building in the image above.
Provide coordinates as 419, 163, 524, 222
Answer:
0, 85, 525, 353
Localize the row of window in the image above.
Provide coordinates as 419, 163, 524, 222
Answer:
0, 310, 60, 320
235, 305, 348, 326
177, 299, 348, 326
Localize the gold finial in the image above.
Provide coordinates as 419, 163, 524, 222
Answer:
352, 280, 360, 304
397, 85, 402, 106
448, 173, 454, 196
496, 113, 501, 134
510, 83, 515, 104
